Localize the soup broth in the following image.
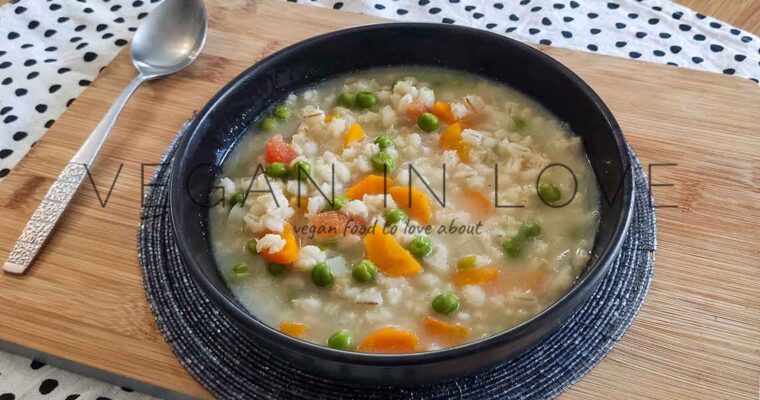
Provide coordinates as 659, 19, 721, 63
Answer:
209, 67, 600, 353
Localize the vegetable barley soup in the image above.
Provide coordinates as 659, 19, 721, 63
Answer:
210, 67, 600, 353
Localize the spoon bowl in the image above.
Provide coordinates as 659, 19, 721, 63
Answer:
132, 0, 208, 78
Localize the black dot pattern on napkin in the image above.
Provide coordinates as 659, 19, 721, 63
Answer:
0, 351, 159, 400
38, 379, 59, 395
0, 0, 160, 181
282, 0, 760, 86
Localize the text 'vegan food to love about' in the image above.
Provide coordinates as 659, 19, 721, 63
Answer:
209, 67, 601, 353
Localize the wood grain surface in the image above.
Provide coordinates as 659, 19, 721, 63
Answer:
676, 0, 760, 35
0, 1, 758, 399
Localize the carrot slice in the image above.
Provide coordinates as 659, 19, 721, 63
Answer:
388, 186, 432, 224
406, 102, 425, 120
359, 327, 421, 353
457, 188, 492, 221
439, 123, 470, 163
345, 175, 394, 200
259, 222, 300, 264
430, 101, 456, 125
343, 123, 366, 148
439, 122, 463, 149
324, 114, 336, 123
279, 322, 308, 338
452, 266, 500, 286
364, 229, 422, 277
423, 316, 470, 346
289, 196, 309, 209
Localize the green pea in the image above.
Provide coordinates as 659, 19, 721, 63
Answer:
355, 91, 379, 109
384, 208, 408, 225
289, 160, 313, 181
513, 116, 528, 131
371, 151, 396, 172
232, 263, 250, 279
352, 260, 377, 283
267, 263, 288, 277
245, 238, 258, 255
337, 92, 356, 108
327, 329, 353, 350
432, 292, 459, 315
374, 134, 394, 149
266, 162, 288, 178
456, 255, 477, 270
502, 237, 522, 258
538, 182, 562, 204
326, 195, 348, 211
272, 105, 291, 120
230, 192, 247, 208
519, 222, 541, 239
311, 262, 334, 287
408, 236, 433, 258
417, 112, 440, 133
259, 117, 277, 132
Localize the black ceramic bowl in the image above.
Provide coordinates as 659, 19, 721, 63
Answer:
170, 23, 634, 385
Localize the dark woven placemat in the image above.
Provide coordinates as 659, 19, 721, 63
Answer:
138, 122, 655, 400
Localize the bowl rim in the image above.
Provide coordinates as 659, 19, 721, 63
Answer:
169, 22, 635, 366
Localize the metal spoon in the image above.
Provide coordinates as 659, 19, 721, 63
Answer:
3, 0, 208, 275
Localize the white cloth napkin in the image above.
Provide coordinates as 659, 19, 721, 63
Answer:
0, 0, 758, 399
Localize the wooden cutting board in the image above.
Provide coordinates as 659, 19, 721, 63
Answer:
1, 0, 758, 398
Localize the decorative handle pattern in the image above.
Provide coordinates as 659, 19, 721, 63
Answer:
3, 163, 88, 274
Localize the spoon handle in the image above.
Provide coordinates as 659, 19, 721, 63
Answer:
2, 163, 87, 274
72, 75, 145, 165
3, 75, 145, 275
